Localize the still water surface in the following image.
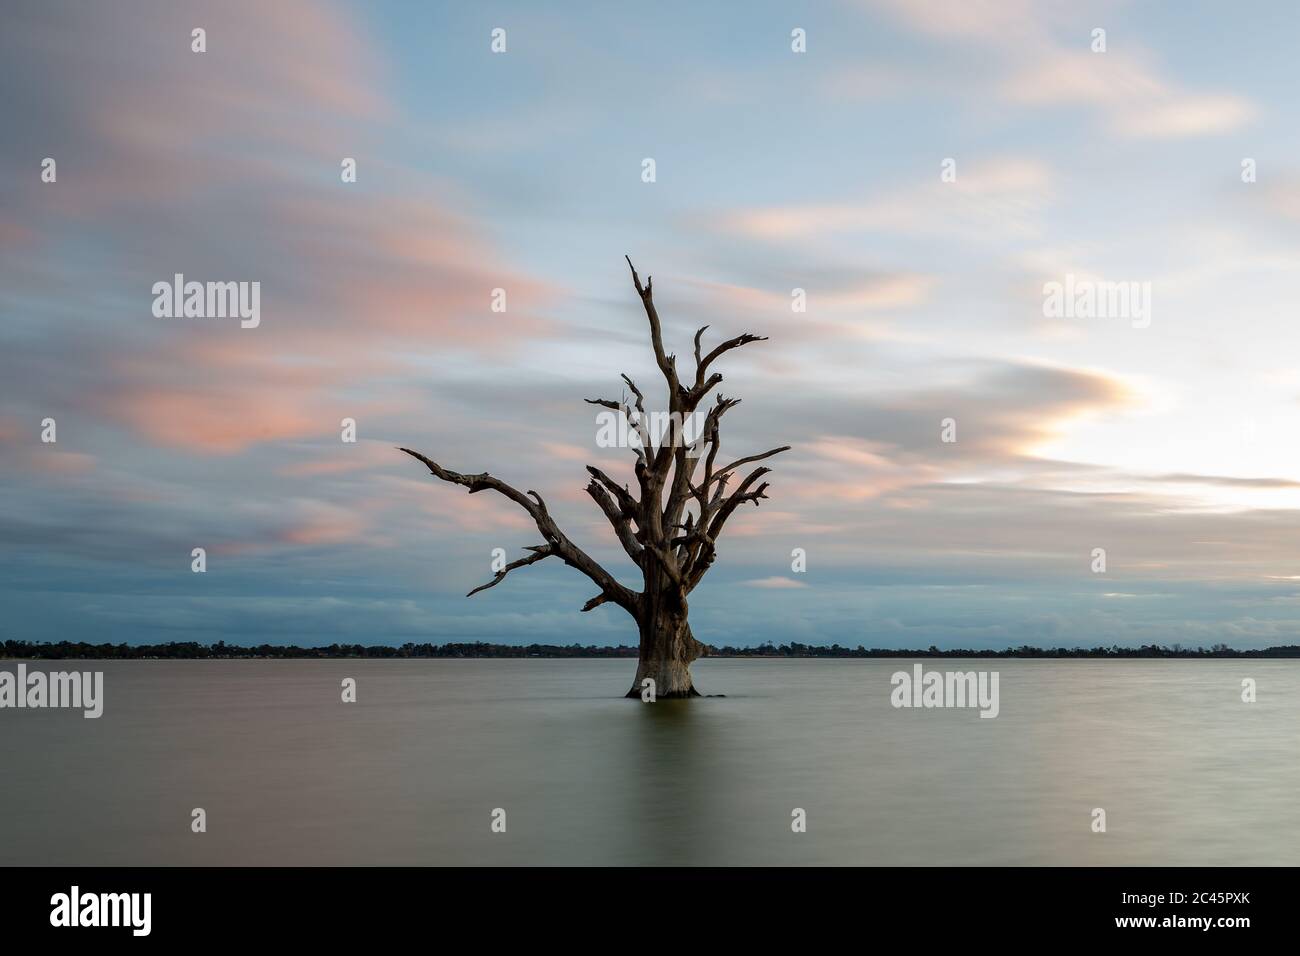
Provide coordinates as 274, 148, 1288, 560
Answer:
2, 659, 1296, 865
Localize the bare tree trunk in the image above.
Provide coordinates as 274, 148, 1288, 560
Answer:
626, 591, 703, 698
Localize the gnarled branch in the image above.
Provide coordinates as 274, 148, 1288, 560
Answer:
467, 545, 554, 597
625, 255, 678, 393
694, 331, 768, 394
585, 477, 643, 565
710, 445, 791, 485
398, 447, 637, 611
585, 465, 638, 516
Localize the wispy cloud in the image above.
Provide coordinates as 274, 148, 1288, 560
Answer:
862, 0, 1256, 138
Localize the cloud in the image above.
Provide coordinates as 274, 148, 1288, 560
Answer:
0, 1, 559, 457
1003, 52, 1256, 139
1254, 175, 1300, 222
861, 0, 1256, 139
1150, 473, 1300, 490
275, 501, 370, 547
689, 272, 931, 314
866, 0, 1044, 44
717, 159, 1054, 243
0, 0, 390, 216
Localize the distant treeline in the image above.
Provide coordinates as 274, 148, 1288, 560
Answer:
4, 639, 1300, 660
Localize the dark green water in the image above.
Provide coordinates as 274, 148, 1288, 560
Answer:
1, 659, 1296, 865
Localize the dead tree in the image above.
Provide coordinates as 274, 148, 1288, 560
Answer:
401, 258, 789, 697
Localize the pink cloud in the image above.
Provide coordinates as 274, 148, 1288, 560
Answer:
4, 1, 565, 459
275, 441, 405, 478
269, 195, 560, 348
277, 504, 370, 547
0, 419, 97, 477
861, 0, 1256, 139
1004, 52, 1255, 139
719, 159, 1054, 243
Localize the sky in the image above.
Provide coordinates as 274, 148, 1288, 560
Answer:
3, 0, 1300, 650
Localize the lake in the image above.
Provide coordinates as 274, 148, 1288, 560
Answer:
1, 658, 1296, 865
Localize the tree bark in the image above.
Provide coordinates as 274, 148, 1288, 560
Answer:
626, 592, 703, 698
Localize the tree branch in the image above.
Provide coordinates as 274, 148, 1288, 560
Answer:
683, 466, 773, 589
645, 541, 684, 588
586, 396, 651, 465
709, 445, 791, 485
665, 392, 736, 548
707, 466, 772, 540
398, 447, 637, 611
586, 465, 638, 516
625, 255, 679, 392
693, 325, 709, 368
585, 477, 643, 565
467, 545, 555, 597
620, 373, 647, 418
694, 332, 768, 392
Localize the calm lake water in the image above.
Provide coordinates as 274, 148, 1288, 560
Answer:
1, 659, 1297, 865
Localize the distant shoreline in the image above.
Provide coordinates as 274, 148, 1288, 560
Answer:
3, 640, 1299, 660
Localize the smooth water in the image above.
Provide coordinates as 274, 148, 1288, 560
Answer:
1, 659, 1296, 865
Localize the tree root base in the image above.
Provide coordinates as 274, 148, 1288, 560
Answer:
625, 685, 702, 699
